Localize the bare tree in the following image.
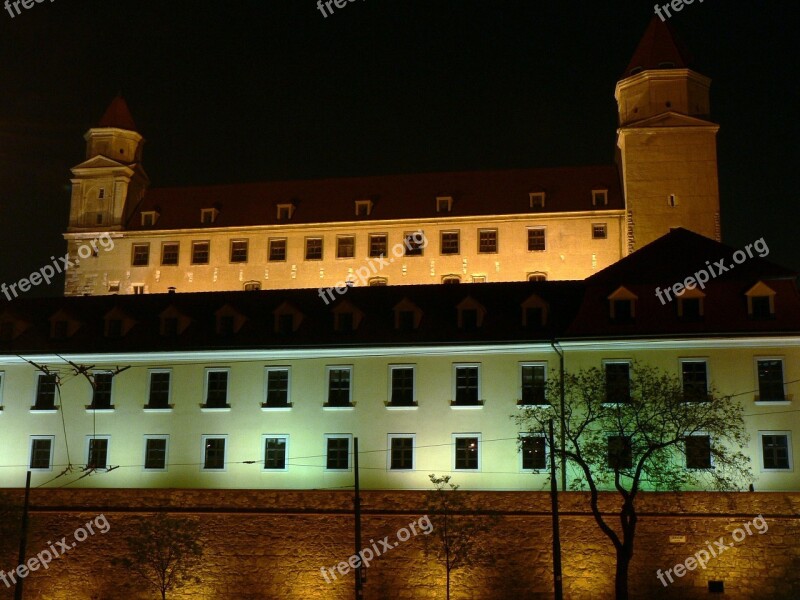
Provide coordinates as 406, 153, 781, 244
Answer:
514, 363, 752, 599
115, 513, 204, 600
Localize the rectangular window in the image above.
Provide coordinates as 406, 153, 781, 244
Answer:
388, 435, 414, 470
29, 437, 54, 471
607, 435, 632, 469
87, 437, 109, 470
276, 204, 294, 220
390, 366, 415, 406
326, 367, 352, 407
200, 208, 217, 224
191, 241, 210, 265
204, 370, 230, 408
325, 435, 351, 470
454, 435, 480, 470
751, 296, 773, 319
592, 224, 607, 239
440, 231, 460, 255
355, 200, 372, 216
521, 435, 546, 471
520, 364, 546, 405
404, 232, 425, 257
337, 236, 355, 259
305, 238, 323, 260
91, 373, 113, 409
369, 234, 388, 258
268, 238, 287, 262
757, 359, 785, 402
528, 228, 546, 251
264, 368, 290, 407
202, 436, 226, 470
681, 360, 708, 402
760, 432, 792, 471
529, 192, 546, 209
141, 212, 156, 227
592, 190, 608, 206
263, 436, 288, 470
230, 240, 248, 263
478, 229, 497, 253
604, 362, 631, 404
131, 244, 150, 266
34, 374, 57, 410
147, 371, 171, 409
0, 371, 4, 408
685, 435, 712, 469
161, 242, 179, 266
144, 436, 168, 471
454, 365, 480, 405
436, 197, 453, 213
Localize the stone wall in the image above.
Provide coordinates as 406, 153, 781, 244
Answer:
0, 490, 798, 599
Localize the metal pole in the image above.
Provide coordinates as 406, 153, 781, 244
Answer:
353, 437, 364, 599
549, 420, 563, 600
14, 471, 32, 600
551, 340, 567, 490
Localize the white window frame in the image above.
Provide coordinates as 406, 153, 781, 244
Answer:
262, 434, 290, 472
324, 433, 353, 472
85, 435, 111, 470
32, 372, 58, 413
200, 208, 218, 224
263, 367, 292, 410
202, 368, 231, 411
29, 435, 55, 472
519, 362, 548, 406
88, 370, 115, 411
684, 432, 714, 470
145, 369, 173, 412
452, 433, 482, 471
276, 203, 295, 220
436, 196, 453, 213
143, 435, 169, 472
200, 435, 228, 472
758, 431, 793, 472
387, 365, 417, 409
387, 434, 416, 471
324, 365, 354, 410
0, 370, 5, 410
355, 200, 373, 216
601, 359, 633, 406
519, 432, 548, 473
452, 363, 482, 409
592, 189, 608, 206
679, 358, 710, 403
754, 357, 789, 405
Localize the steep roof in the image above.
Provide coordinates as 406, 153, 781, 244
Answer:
98, 96, 137, 131
624, 16, 692, 78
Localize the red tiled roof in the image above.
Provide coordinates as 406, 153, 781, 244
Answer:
624, 16, 691, 78
98, 96, 137, 131
127, 165, 623, 229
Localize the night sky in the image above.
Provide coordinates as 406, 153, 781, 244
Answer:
0, 0, 797, 295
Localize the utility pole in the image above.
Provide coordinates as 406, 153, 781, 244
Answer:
550, 340, 567, 490
548, 420, 563, 600
353, 437, 364, 599
14, 471, 31, 600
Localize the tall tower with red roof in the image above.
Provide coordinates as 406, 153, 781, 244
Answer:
615, 17, 721, 253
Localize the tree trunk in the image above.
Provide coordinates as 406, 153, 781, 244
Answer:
446, 564, 451, 600
614, 548, 630, 600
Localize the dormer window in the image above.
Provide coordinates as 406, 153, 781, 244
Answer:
106, 319, 122, 338
658, 61, 676, 68
608, 287, 637, 322
355, 200, 373, 217
393, 298, 422, 331
200, 208, 218, 224
276, 203, 295, 220
521, 293, 548, 329
529, 192, 546, 209
215, 305, 245, 336
368, 277, 388, 286
141, 211, 159, 227
456, 297, 486, 330
0, 321, 13, 341
592, 190, 608, 206
332, 301, 363, 333
745, 282, 776, 320
436, 196, 453, 213
273, 302, 303, 334
677, 288, 705, 320
52, 320, 68, 340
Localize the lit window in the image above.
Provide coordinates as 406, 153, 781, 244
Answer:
454, 435, 480, 470
527, 228, 546, 251
269, 238, 287, 262
131, 244, 150, 266
230, 240, 248, 263
305, 238, 323, 260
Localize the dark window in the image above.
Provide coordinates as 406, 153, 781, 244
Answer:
528, 229, 546, 251
327, 369, 351, 406
455, 366, 479, 405
528, 273, 547, 282
148, 372, 171, 408
106, 318, 122, 338
201, 209, 215, 224
218, 315, 235, 336
34, 374, 57, 410
404, 233, 425, 256
0, 321, 13, 341
30, 438, 52, 470
525, 307, 544, 328
593, 191, 608, 206
369, 278, 387, 286
91, 373, 113, 409
530, 193, 545, 209
613, 300, 633, 322
326, 437, 350, 470
682, 361, 708, 402
132, 244, 149, 266
230, 240, 248, 263
521, 436, 546, 470
592, 224, 607, 239
441, 232, 460, 255
277, 313, 294, 335
264, 437, 287, 470
244, 282, 261, 291
205, 371, 229, 408
144, 438, 167, 470
607, 436, 632, 469
460, 309, 478, 331
762, 434, 790, 470
391, 368, 414, 406
686, 435, 712, 469
751, 296, 773, 319
191, 241, 210, 265
478, 229, 497, 253
336, 312, 355, 332
162, 317, 179, 337
305, 238, 323, 260
521, 365, 546, 405
265, 370, 289, 407
680, 298, 702, 320
337, 236, 355, 259
605, 363, 631, 403
757, 360, 785, 401
203, 438, 225, 469
269, 239, 287, 262
277, 205, 292, 220
161, 243, 179, 266
442, 276, 460, 284
397, 310, 415, 331
52, 320, 68, 339
390, 437, 414, 470
455, 437, 479, 470
88, 438, 108, 469
369, 235, 387, 258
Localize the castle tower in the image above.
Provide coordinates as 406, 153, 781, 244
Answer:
615, 18, 721, 252
68, 96, 149, 231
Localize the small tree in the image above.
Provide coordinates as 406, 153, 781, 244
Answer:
515, 363, 752, 600
116, 513, 204, 600
424, 474, 499, 600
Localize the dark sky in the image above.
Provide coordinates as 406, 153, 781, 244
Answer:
0, 0, 797, 295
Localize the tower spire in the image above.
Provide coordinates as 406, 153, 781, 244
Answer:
98, 95, 137, 131
623, 16, 691, 78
